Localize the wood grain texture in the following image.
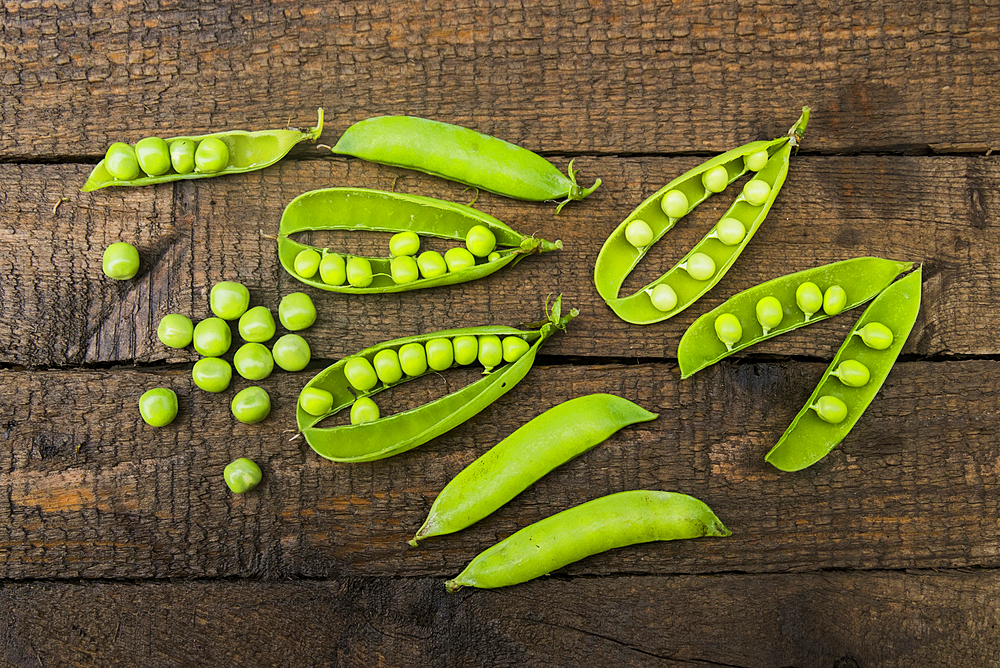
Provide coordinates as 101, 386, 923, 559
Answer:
1, 0, 998, 158
1, 571, 997, 667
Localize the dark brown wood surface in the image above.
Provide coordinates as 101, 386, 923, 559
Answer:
2, 2, 999, 666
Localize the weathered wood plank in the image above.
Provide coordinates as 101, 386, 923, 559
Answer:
0, 360, 996, 579
1, 154, 995, 366
2, 0, 998, 158
1, 571, 997, 667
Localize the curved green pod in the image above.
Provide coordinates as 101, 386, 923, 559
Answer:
445, 490, 730, 592
594, 107, 810, 325
277, 188, 561, 293
329, 115, 601, 212
410, 393, 658, 545
297, 297, 577, 462
677, 257, 914, 379
765, 268, 922, 472
81, 109, 324, 191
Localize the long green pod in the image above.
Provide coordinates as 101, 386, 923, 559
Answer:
594, 107, 810, 325
410, 394, 658, 545
445, 490, 730, 592
677, 257, 914, 378
329, 116, 601, 212
298, 299, 577, 462
278, 188, 560, 292
81, 109, 324, 191
765, 268, 922, 472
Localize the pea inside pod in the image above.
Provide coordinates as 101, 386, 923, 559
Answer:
277, 188, 562, 294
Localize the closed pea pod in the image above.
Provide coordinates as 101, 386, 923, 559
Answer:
444, 490, 730, 592
411, 394, 658, 545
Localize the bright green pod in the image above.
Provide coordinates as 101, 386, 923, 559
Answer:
765, 269, 922, 472
444, 490, 730, 592
277, 188, 560, 293
81, 109, 323, 191
412, 394, 658, 545
677, 257, 914, 379
594, 107, 811, 325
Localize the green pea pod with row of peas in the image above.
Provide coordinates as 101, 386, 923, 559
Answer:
593, 107, 810, 325
277, 188, 561, 292
296, 297, 576, 463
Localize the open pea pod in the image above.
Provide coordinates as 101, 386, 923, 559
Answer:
278, 188, 561, 293
677, 257, 914, 378
81, 109, 324, 191
297, 297, 577, 462
765, 268, 922, 472
594, 107, 810, 325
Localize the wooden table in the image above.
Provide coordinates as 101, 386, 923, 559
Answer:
2, 2, 998, 666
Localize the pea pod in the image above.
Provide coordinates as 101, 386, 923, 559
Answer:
277, 188, 561, 292
677, 257, 914, 378
594, 107, 810, 325
81, 109, 324, 191
765, 268, 922, 472
445, 490, 730, 592
328, 116, 601, 212
410, 394, 658, 545
297, 297, 577, 462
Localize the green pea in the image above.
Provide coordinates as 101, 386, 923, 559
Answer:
444, 247, 476, 273
194, 136, 230, 173
344, 357, 378, 391
223, 458, 262, 494
345, 256, 374, 288
231, 386, 271, 424
426, 338, 455, 372
102, 241, 140, 280
795, 281, 823, 320
238, 306, 276, 343
647, 283, 678, 312
823, 285, 848, 316
373, 348, 403, 384
810, 395, 848, 424
294, 248, 322, 279
478, 335, 503, 371
417, 251, 447, 279
351, 397, 380, 425
138, 388, 178, 427
399, 342, 428, 377
134, 136, 171, 176
624, 220, 654, 248
714, 313, 742, 350
192, 357, 232, 393
502, 336, 530, 363
271, 334, 311, 372
168, 138, 196, 174
742, 179, 771, 206
210, 281, 250, 321
389, 231, 421, 257
299, 387, 334, 416
157, 313, 193, 349
233, 342, 274, 381
745, 149, 769, 171
319, 253, 347, 286
466, 225, 497, 258
105, 142, 141, 181
487, 251, 502, 263
660, 189, 689, 219
278, 292, 316, 331
831, 359, 871, 388
755, 296, 784, 334
390, 255, 420, 285
858, 322, 894, 350
683, 252, 716, 281
193, 317, 232, 357
714, 217, 746, 246
702, 165, 729, 193
453, 336, 478, 365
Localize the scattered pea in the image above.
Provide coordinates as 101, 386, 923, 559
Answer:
714, 313, 742, 350
278, 292, 316, 331
194, 136, 230, 173
742, 179, 771, 206
823, 285, 848, 316
390, 255, 420, 284
319, 253, 347, 286
810, 395, 848, 424
478, 335, 503, 371
755, 296, 784, 335
157, 313, 193, 349
299, 387, 334, 416
624, 220, 654, 248
223, 458, 262, 494
238, 306, 276, 343
831, 359, 871, 388
660, 190, 689, 219
134, 136, 171, 176
233, 342, 274, 381
502, 336, 530, 363
373, 348, 403, 384
102, 242, 140, 280
444, 247, 476, 273
795, 282, 823, 320
192, 357, 232, 393
346, 256, 374, 288
417, 251, 447, 279
231, 386, 271, 424
193, 317, 232, 357
647, 283, 678, 312
857, 322, 894, 350
389, 231, 421, 257
271, 334, 311, 372
683, 252, 716, 281
350, 397, 380, 424
210, 281, 250, 321
168, 138, 196, 174
294, 249, 322, 278
344, 357, 379, 391
105, 142, 141, 181
426, 338, 455, 371
702, 165, 729, 193
399, 342, 428, 377
714, 217, 746, 246
465, 225, 497, 258
745, 149, 770, 172
138, 388, 178, 427
453, 336, 479, 365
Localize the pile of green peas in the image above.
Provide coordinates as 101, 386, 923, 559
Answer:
104, 136, 232, 182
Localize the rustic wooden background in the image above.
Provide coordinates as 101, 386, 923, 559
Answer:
2, 1, 999, 666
